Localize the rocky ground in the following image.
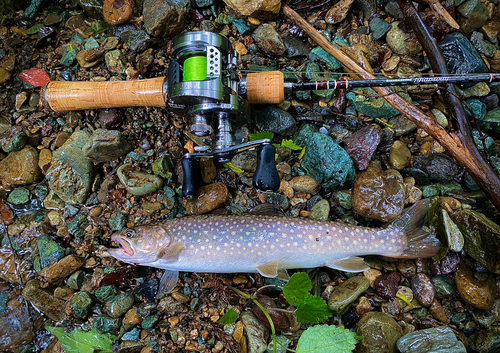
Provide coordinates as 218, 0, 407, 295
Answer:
1, 0, 500, 352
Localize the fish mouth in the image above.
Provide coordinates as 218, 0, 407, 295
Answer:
111, 235, 135, 256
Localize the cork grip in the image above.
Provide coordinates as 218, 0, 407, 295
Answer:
246, 71, 285, 104
41, 77, 167, 112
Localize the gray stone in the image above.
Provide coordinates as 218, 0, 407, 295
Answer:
328, 276, 369, 315
412, 153, 462, 182
120, 30, 151, 51
370, 17, 392, 40
253, 106, 296, 136
83, 129, 131, 163
46, 131, 94, 204
282, 35, 310, 58
143, 0, 190, 37
356, 312, 403, 353
388, 114, 417, 136
397, 326, 466, 352
106, 293, 134, 318
457, 0, 489, 34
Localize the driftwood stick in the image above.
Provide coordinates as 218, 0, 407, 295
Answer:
282, 4, 500, 211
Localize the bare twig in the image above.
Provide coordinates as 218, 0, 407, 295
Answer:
282, 4, 500, 212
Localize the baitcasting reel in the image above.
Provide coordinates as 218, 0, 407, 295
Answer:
166, 31, 280, 199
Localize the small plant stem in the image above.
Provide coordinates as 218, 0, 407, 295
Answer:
229, 286, 278, 353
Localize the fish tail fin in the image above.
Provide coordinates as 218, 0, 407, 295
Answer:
389, 199, 441, 258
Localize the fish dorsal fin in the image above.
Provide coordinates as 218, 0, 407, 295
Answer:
157, 242, 184, 261
256, 259, 281, 278
158, 270, 179, 297
277, 268, 290, 281
326, 257, 370, 272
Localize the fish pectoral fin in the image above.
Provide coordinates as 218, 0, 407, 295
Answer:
256, 259, 281, 278
277, 268, 290, 281
157, 242, 184, 261
158, 270, 179, 297
325, 257, 370, 272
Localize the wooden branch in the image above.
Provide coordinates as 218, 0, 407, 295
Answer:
282, 4, 500, 211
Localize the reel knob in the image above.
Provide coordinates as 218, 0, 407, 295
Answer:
252, 143, 280, 193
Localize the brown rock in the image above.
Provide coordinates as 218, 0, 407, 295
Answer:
172, 291, 190, 303
124, 308, 143, 325
455, 264, 494, 310
0, 248, 33, 285
38, 148, 52, 174
103, 0, 134, 25
428, 298, 448, 322
0, 146, 42, 187
325, 0, 356, 24
223, 0, 280, 19
288, 175, 320, 194
0, 198, 13, 225
411, 273, 435, 307
184, 182, 229, 215
253, 294, 290, 330
351, 162, 405, 222
22, 279, 65, 321
200, 157, 216, 184
54, 286, 75, 301
40, 254, 86, 288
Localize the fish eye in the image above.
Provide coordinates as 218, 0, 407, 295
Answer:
125, 229, 135, 238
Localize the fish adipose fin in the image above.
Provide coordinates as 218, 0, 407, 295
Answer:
158, 270, 179, 297
389, 199, 442, 258
157, 242, 184, 261
256, 259, 281, 277
326, 257, 370, 272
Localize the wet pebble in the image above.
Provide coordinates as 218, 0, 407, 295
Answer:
455, 264, 494, 310
83, 129, 131, 162
123, 308, 142, 325
93, 314, 121, 334
22, 279, 65, 321
106, 293, 134, 318
389, 140, 411, 170
67, 291, 94, 319
431, 275, 456, 299
412, 153, 462, 182
374, 272, 400, 299
386, 21, 422, 55
352, 162, 405, 222
0, 297, 33, 351
397, 260, 416, 278
253, 294, 290, 330
328, 275, 370, 315
356, 311, 404, 353
103, 0, 134, 25
343, 124, 382, 170
437, 209, 464, 252
397, 326, 466, 352
39, 254, 86, 288
143, 0, 189, 37
184, 182, 229, 215
7, 187, 30, 205
96, 285, 118, 301
411, 273, 435, 307
252, 106, 297, 136
288, 175, 320, 194
241, 311, 269, 353
428, 298, 447, 322
200, 157, 216, 183
158, 295, 185, 315
37, 233, 65, 269
117, 164, 163, 196
0, 146, 42, 187
309, 199, 330, 220
469, 328, 500, 353
252, 23, 286, 56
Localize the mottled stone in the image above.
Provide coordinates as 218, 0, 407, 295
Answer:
302, 133, 356, 190
352, 162, 405, 222
143, 0, 190, 37
39, 254, 86, 288
411, 273, 435, 307
223, 0, 280, 20
22, 279, 65, 321
309, 199, 330, 221
469, 328, 500, 352
397, 326, 466, 352
46, 131, 94, 204
343, 125, 382, 170
389, 140, 411, 170
252, 23, 286, 56
241, 311, 269, 353
117, 164, 163, 196
412, 153, 462, 182
386, 22, 422, 55
106, 293, 134, 318
38, 233, 65, 269
253, 106, 296, 136
67, 291, 94, 319
83, 129, 131, 162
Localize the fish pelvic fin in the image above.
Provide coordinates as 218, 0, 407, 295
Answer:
157, 242, 184, 261
256, 259, 280, 278
326, 257, 370, 272
389, 199, 441, 258
158, 270, 179, 297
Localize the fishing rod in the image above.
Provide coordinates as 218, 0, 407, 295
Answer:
39, 31, 499, 198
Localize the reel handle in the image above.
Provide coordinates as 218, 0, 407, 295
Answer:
40, 77, 167, 112
181, 157, 200, 199
252, 143, 280, 193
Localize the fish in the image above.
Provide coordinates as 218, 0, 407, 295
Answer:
108, 200, 441, 294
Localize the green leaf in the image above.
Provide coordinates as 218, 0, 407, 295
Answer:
86, 21, 109, 34
295, 295, 332, 324
25, 24, 43, 35
296, 325, 362, 353
220, 308, 239, 325
280, 139, 303, 150
46, 326, 117, 353
249, 131, 274, 141
283, 272, 312, 306
223, 162, 244, 174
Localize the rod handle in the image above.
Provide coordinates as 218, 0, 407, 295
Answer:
41, 77, 167, 112
245, 71, 285, 104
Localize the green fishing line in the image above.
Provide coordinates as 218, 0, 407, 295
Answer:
183, 54, 207, 81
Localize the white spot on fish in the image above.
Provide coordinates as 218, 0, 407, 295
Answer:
337, 240, 341, 245
350, 231, 354, 236
216, 246, 220, 251
271, 245, 275, 249
293, 242, 298, 246
353, 240, 358, 245
258, 252, 262, 255
189, 245, 194, 249
380, 240, 385, 244
364, 239, 368, 243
